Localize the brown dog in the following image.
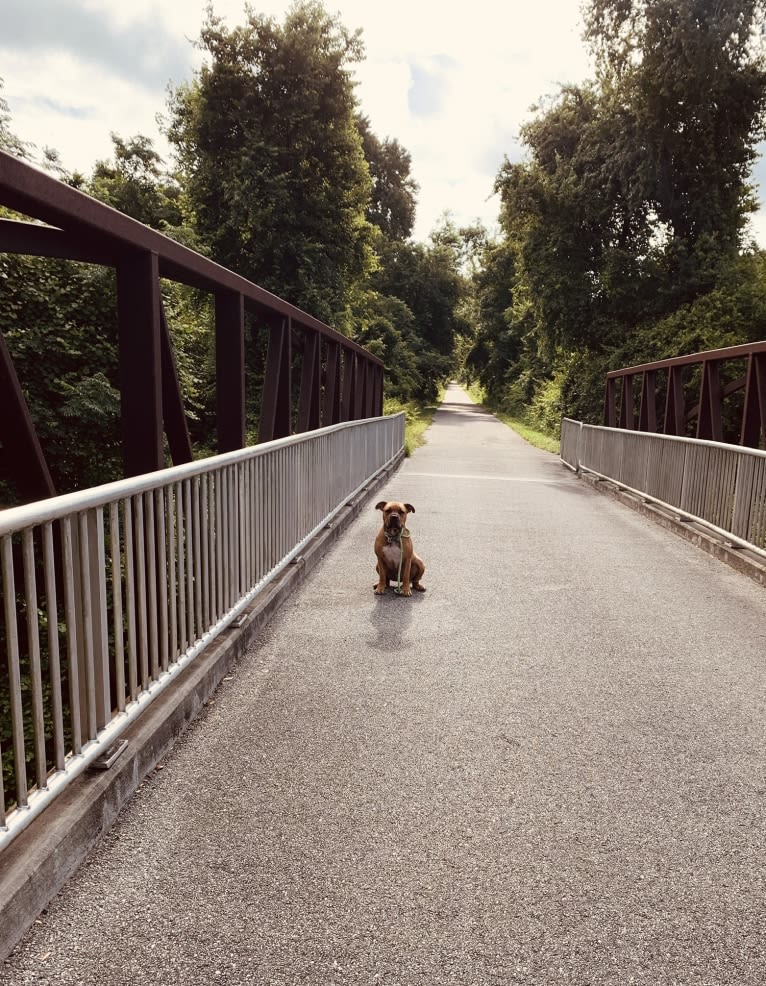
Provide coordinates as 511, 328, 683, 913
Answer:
373, 501, 426, 596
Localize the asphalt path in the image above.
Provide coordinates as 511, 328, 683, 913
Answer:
3, 384, 766, 986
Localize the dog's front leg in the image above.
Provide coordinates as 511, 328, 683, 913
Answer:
374, 558, 388, 595
399, 555, 413, 596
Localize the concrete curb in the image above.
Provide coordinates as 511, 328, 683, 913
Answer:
0, 450, 404, 962
575, 468, 766, 589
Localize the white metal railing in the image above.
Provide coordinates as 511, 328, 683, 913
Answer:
560, 418, 766, 556
0, 413, 404, 849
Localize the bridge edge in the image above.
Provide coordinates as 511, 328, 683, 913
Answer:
0, 449, 405, 964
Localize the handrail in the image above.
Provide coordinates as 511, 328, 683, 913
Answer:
561, 417, 766, 558
0, 418, 385, 536
0, 413, 405, 849
605, 340, 766, 378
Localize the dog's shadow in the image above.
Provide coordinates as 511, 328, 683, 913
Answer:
367, 590, 426, 652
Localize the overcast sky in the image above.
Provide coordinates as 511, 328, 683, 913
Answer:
2, 0, 766, 244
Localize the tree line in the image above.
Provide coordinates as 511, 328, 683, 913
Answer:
3, 0, 766, 504
0, 1, 469, 503
466, 0, 766, 438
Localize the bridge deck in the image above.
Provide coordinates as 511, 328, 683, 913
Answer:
4, 384, 766, 985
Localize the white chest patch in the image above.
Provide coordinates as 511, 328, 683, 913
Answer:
382, 543, 401, 569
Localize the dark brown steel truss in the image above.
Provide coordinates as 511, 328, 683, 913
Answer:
604, 341, 766, 447
0, 150, 385, 501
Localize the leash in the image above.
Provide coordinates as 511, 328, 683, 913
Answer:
386, 527, 411, 595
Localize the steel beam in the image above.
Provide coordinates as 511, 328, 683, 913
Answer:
0, 329, 56, 501
353, 357, 366, 421
215, 290, 246, 452
297, 332, 321, 433
603, 378, 617, 428
323, 340, 340, 426
638, 370, 657, 433
116, 252, 163, 476
259, 317, 292, 442
341, 349, 356, 423
664, 366, 685, 436
0, 218, 122, 266
618, 375, 635, 430
0, 150, 383, 368
741, 352, 766, 448
696, 360, 723, 442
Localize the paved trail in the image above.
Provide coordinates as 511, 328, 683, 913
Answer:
3, 385, 766, 985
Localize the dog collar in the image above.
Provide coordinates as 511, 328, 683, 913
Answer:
384, 527, 410, 543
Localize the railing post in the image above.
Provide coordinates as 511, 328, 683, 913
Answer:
731, 454, 756, 541
71, 511, 110, 740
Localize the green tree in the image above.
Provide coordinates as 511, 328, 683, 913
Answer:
465, 0, 766, 434
89, 134, 184, 230
357, 114, 418, 241
465, 238, 519, 398
165, 1, 374, 324
495, 82, 659, 355
373, 232, 468, 358
584, 0, 766, 294
0, 253, 122, 500
0, 78, 29, 158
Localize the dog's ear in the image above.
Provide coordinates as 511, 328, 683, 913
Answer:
404, 503, 415, 514
375, 501, 387, 511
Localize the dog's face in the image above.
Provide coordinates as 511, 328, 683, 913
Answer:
375, 500, 415, 533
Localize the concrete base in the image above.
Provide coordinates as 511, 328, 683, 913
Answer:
0, 451, 404, 962
576, 469, 766, 589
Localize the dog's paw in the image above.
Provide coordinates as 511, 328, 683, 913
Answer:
373, 585, 386, 595
400, 587, 413, 597
414, 583, 426, 592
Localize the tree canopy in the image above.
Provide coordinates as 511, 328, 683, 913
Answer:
468, 0, 766, 428
165, 1, 374, 324
6, 0, 766, 507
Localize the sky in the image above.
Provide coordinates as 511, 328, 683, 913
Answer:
2, 0, 766, 245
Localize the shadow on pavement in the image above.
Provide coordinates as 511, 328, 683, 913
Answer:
367, 591, 426, 652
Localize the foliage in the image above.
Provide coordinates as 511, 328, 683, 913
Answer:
0, 6, 472, 505
0, 250, 122, 501
463, 382, 560, 453
0, 78, 29, 158
357, 115, 418, 241
88, 134, 184, 230
464, 237, 519, 397
383, 396, 440, 456
466, 0, 766, 435
165, 2, 375, 325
